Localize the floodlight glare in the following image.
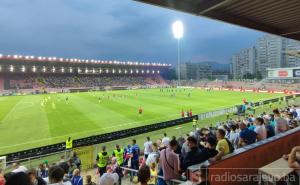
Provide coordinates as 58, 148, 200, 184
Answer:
172, 20, 184, 39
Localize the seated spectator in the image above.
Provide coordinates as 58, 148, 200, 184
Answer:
71, 169, 83, 185
98, 172, 119, 185
160, 139, 180, 181
263, 116, 275, 138
254, 117, 267, 141
275, 117, 289, 134
0, 168, 5, 185
238, 122, 257, 147
5, 172, 31, 185
182, 136, 217, 171
215, 129, 230, 160
85, 175, 96, 185
48, 166, 71, 185
138, 165, 151, 185
283, 146, 300, 185
27, 168, 46, 185
11, 162, 28, 173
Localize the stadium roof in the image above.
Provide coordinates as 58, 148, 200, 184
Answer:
135, 0, 300, 41
0, 54, 171, 67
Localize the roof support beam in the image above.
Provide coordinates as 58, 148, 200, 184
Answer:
198, 0, 233, 14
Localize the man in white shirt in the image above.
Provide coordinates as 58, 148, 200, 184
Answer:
162, 133, 170, 147
11, 162, 28, 173
143, 136, 152, 159
254, 117, 267, 141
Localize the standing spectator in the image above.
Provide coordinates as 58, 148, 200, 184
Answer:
130, 139, 140, 180
85, 175, 96, 185
181, 135, 190, 157
72, 153, 82, 170
67, 159, 77, 178
11, 162, 28, 173
215, 129, 230, 160
138, 165, 151, 185
37, 163, 49, 178
228, 125, 239, 149
254, 117, 267, 141
162, 133, 170, 147
27, 169, 46, 185
48, 166, 72, 185
0, 168, 5, 185
144, 137, 153, 160
112, 144, 124, 167
160, 139, 180, 182
5, 172, 31, 185
146, 143, 160, 166
238, 122, 257, 147
149, 163, 158, 185
71, 169, 83, 185
96, 146, 110, 177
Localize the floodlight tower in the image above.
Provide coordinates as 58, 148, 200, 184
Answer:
172, 20, 184, 87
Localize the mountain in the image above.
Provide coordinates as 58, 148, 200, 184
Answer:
199, 61, 230, 72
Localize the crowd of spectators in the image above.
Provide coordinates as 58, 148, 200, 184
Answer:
5, 75, 167, 90
1, 104, 299, 185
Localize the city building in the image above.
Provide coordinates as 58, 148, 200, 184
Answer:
231, 34, 300, 79
230, 47, 256, 79
179, 62, 212, 80
256, 34, 300, 77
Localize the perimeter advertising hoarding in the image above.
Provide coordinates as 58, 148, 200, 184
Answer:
293, 69, 300, 77
268, 68, 293, 78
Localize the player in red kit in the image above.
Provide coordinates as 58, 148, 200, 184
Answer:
181, 109, 185, 118
139, 106, 143, 116
189, 109, 193, 117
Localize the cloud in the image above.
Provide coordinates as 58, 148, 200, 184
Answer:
0, 0, 263, 64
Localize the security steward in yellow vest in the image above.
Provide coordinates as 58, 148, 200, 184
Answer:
192, 119, 197, 131
96, 146, 109, 176
112, 144, 124, 166
66, 137, 73, 150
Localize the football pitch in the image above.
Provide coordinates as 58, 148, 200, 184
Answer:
0, 88, 281, 155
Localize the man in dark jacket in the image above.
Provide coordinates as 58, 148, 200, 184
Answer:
181, 136, 218, 171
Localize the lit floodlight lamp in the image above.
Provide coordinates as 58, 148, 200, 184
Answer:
172, 20, 184, 39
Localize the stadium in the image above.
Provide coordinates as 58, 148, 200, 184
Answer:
0, 1, 300, 185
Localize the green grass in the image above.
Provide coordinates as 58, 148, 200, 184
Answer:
0, 88, 281, 155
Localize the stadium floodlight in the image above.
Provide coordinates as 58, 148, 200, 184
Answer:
9, 65, 14, 72
32, 66, 36, 73
172, 20, 184, 87
0, 65, 2, 72
21, 66, 26, 72
42, 66, 46, 72
0, 54, 2, 58
172, 20, 184, 39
